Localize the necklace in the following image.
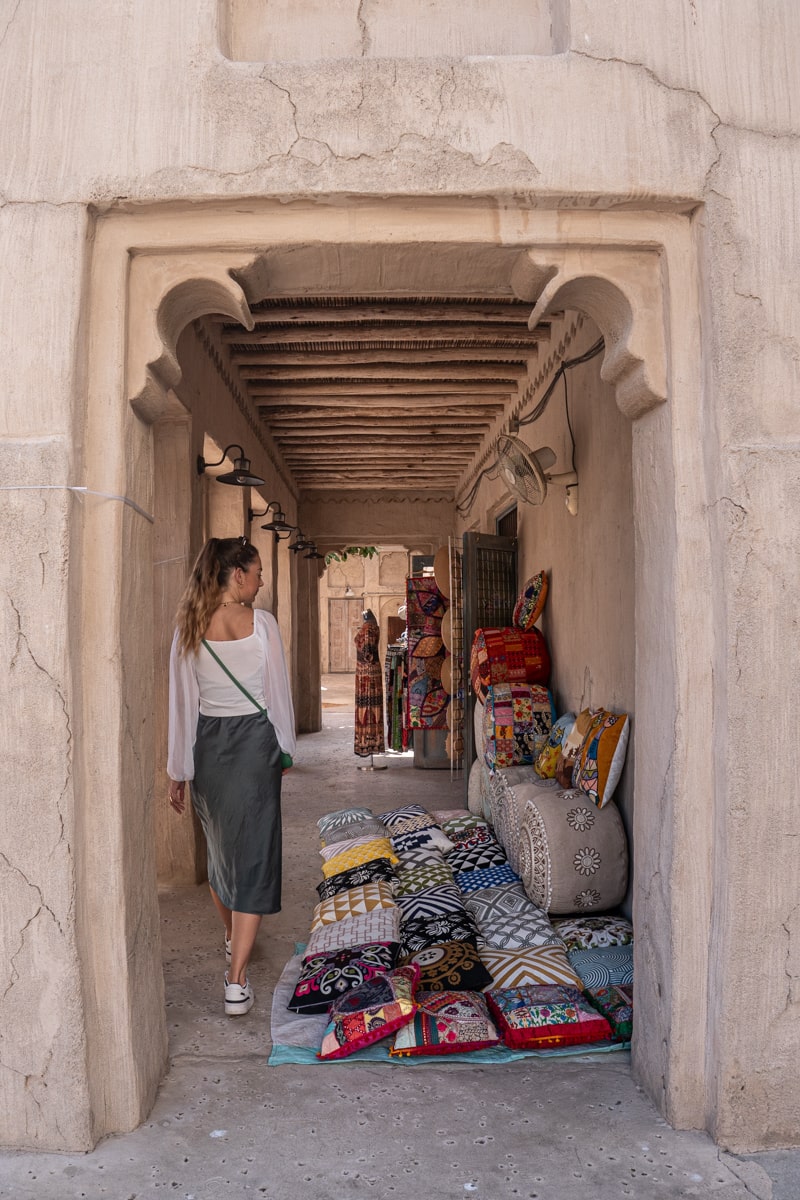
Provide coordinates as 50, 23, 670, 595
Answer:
220, 599, 243, 607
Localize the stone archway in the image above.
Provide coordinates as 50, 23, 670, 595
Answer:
74, 200, 711, 1142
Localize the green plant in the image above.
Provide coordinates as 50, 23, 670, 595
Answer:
324, 545, 378, 565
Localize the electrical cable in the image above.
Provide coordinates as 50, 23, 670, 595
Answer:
456, 336, 604, 515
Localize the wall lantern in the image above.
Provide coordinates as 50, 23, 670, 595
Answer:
252, 500, 296, 535
196, 443, 265, 487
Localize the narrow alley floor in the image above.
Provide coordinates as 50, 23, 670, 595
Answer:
1, 676, 797, 1200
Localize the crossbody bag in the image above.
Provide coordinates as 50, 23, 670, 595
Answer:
202, 638, 293, 770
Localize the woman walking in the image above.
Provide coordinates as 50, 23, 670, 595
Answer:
167, 537, 295, 1016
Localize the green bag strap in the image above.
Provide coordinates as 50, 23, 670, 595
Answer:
201, 638, 266, 717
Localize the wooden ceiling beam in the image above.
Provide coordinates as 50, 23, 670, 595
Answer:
216, 303, 539, 325
251, 382, 516, 396
239, 364, 527, 381
223, 323, 544, 344
232, 348, 535, 365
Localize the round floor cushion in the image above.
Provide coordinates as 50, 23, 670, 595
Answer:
516, 786, 628, 914
488, 773, 559, 875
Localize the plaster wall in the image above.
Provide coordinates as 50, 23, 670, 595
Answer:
0, 0, 797, 1156
462, 316, 635, 906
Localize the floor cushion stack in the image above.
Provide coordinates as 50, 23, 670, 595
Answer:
281, 802, 634, 1061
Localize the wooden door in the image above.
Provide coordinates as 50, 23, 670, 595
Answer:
328, 598, 364, 671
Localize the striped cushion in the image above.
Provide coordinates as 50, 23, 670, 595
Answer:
395, 885, 466, 923
481, 946, 583, 990
317, 807, 374, 836
305, 907, 402, 956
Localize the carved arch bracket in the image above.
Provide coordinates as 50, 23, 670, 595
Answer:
511, 246, 669, 419
127, 255, 256, 424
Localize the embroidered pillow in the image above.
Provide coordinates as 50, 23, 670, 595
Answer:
320, 819, 388, 847
394, 863, 456, 895
512, 571, 549, 631
454, 864, 522, 894
487, 984, 612, 1049
477, 909, 564, 951
321, 839, 399, 878
400, 942, 493, 993
470, 627, 551, 702
554, 709, 595, 789
585, 984, 633, 1040
315, 858, 397, 901
317, 965, 419, 1060
287, 942, 400, 1014
400, 911, 479, 956
534, 712, 577, 780
310, 882, 397, 931
572, 709, 630, 808
379, 803, 430, 829
568, 945, 634, 989
448, 823, 493, 848
320, 834, 397, 863
446, 838, 508, 875
551, 915, 634, 953
390, 990, 500, 1057
480, 945, 583, 990
305, 907, 402, 956
391, 826, 454, 856
395, 885, 466, 923
318, 807, 374, 836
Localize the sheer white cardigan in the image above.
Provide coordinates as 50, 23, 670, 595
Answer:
168, 608, 297, 781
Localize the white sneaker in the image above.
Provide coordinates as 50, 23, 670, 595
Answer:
225, 935, 232, 965
224, 974, 254, 1017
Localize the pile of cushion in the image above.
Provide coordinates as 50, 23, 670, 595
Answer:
288, 802, 633, 1060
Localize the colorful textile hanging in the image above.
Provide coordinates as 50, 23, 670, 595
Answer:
354, 619, 385, 756
384, 644, 408, 751
405, 577, 449, 729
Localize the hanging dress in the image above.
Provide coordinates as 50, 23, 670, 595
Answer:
354, 619, 386, 757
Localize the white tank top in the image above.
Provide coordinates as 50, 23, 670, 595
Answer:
196, 632, 267, 717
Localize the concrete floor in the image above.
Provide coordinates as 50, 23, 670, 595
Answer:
1, 676, 797, 1199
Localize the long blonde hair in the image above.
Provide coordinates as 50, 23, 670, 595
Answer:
175, 537, 258, 655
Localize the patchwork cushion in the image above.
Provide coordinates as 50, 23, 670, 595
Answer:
317, 807, 374, 836
573, 709, 630, 809
401, 911, 478, 956
394, 864, 456, 895
400, 942, 493, 993
379, 803, 430, 829
395, 885, 466, 923
477, 909, 564, 951
317, 965, 419, 1060
483, 683, 555, 769
551, 915, 634, 953
315, 858, 397, 901
516, 787, 629, 914
305, 907, 402, 956
287, 942, 400, 1014
311, 882, 397, 931
463, 883, 535, 926
568, 945, 634, 989
320, 819, 388, 847
487, 984, 612, 1049
512, 571, 549, 631
585, 984, 633, 1040
480, 946, 583, 990
390, 990, 500, 1057
534, 712, 577, 780
470, 627, 551, 703
446, 838, 508, 875
391, 826, 454, 856
321, 839, 399, 878
454, 864, 522, 893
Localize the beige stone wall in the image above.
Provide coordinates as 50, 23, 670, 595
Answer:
0, 0, 797, 1156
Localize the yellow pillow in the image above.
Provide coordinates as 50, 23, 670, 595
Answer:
310, 881, 397, 932
321, 838, 399, 879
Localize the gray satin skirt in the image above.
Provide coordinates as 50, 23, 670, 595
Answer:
191, 711, 283, 915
